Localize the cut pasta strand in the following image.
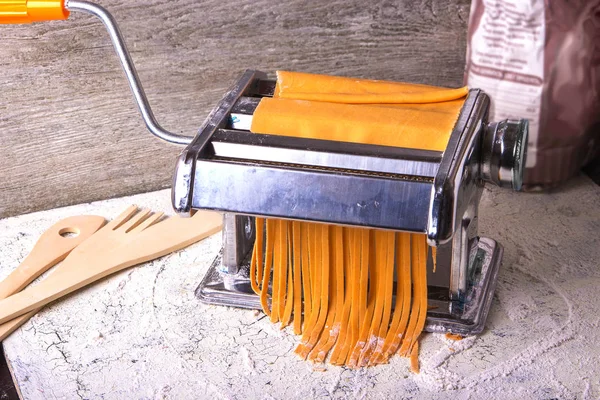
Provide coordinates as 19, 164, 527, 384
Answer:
309, 226, 344, 362
280, 222, 294, 328
259, 220, 276, 317
376, 233, 412, 363
292, 221, 303, 334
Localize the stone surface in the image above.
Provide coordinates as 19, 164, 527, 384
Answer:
0, 175, 599, 399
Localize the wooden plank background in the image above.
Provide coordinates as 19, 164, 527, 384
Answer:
0, 0, 470, 218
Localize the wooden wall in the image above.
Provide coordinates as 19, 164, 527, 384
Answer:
0, 0, 470, 218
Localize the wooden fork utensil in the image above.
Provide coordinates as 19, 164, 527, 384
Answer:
0, 205, 222, 326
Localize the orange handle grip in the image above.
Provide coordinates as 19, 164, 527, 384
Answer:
0, 0, 69, 23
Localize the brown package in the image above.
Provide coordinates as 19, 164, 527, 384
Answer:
465, 0, 600, 189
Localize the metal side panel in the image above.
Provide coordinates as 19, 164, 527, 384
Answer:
428, 89, 489, 246
172, 69, 266, 215
190, 160, 432, 232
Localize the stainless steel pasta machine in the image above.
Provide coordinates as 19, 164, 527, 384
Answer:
2, 0, 528, 336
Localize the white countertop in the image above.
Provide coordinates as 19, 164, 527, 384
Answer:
1, 175, 599, 399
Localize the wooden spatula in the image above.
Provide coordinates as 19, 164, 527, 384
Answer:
0, 206, 222, 325
0, 215, 106, 340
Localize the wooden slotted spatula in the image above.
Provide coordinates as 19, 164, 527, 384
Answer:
0, 215, 106, 340
0, 205, 223, 326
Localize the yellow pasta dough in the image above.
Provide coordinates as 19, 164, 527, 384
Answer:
248, 71, 467, 370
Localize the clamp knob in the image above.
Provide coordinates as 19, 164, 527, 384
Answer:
481, 119, 529, 191
0, 0, 68, 24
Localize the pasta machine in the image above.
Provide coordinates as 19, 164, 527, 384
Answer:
173, 70, 528, 336
2, 1, 527, 336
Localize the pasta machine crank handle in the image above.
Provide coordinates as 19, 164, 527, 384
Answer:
0, 0, 193, 145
